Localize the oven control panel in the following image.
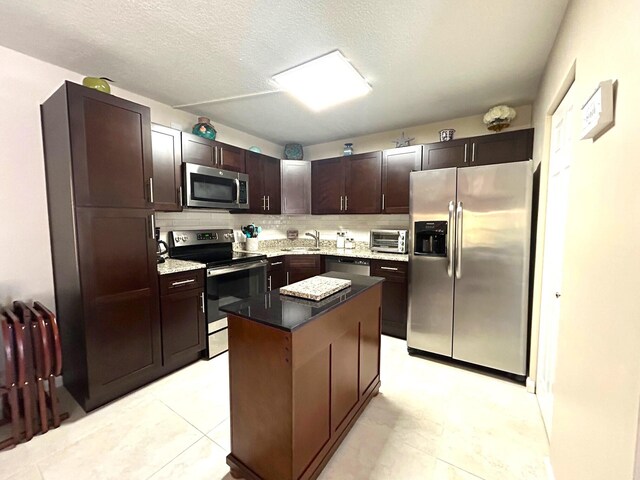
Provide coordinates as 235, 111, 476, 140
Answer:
169, 229, 235, 247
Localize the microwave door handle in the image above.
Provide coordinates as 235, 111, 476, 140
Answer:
235, 178, 240, 204
207, 261, 266, 277
447, 201, 455, 277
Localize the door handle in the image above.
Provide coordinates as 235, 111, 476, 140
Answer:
345, 195, 348, 211
262, 196, 266, 210
220, 148, 224, 166
447, 201, 455, 277
267, 195, 270, 211
149, 177, 154, 203
178, 186, 183, 207
340, 196, 344, 211
471, 143, 476, 163
286, 272, 290, 285
464, 144, 468, 163
200, 292, 205, 313
214, 146, 219, 165
268, 275, 272, 291
382, 193, 385, 211
455, 202, 463, 279
148, 214, 155, 239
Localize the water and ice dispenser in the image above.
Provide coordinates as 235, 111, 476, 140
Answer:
413, 221, 448, 256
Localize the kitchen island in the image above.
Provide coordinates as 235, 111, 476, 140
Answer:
220, 272, 384, 480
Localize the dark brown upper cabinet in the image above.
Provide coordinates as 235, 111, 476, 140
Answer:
422, 138, 469, 170
345, 151, 383, 214
245, 151, 281, 214
181, 132, 246, 173
422, 129, 534, 170
470, 128, 534, 166
312, 152, 382, 214
382, 145, 422, 214
64, 82, 153, 209
281, 160, 311, 214
151, 124, 182, 212
311, 157, 344, 214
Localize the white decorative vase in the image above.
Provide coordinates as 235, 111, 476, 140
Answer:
246, 237, 259, 252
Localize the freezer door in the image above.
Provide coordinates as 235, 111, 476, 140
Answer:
453, 161, 532, 374
407, 169, 457, 355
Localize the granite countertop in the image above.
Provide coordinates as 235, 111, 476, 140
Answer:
220, 272, 384, 332
234, 246, 409, 262
157, 258, 205, 275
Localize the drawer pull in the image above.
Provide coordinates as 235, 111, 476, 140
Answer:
171, 279, 196, 286
270, 261, 283, 266
380, 266, 399, 271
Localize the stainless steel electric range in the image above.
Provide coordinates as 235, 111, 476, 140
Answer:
168, 229, 267, 358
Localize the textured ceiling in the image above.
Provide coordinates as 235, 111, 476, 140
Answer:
0, 0, 568, 145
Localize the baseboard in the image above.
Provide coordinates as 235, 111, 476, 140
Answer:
526, 376, 536, 393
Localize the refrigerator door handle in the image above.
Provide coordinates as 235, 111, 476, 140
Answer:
447, 201, 455, 277
455, 201, 463, 279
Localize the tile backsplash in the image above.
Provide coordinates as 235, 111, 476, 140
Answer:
156, 211, 409, 245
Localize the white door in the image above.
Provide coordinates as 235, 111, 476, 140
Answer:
536, 85, 575, 437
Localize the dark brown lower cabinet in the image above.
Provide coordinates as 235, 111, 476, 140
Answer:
267, 256, 287, 290
371, 259, 408, 339
159, 270, 206, 369
285, 255, 321, 284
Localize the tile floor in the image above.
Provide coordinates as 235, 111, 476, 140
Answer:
0, 336, 549, 480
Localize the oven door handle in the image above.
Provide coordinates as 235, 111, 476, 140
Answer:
207, 261, 267, 277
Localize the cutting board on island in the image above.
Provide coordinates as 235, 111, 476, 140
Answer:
279, 276, 351, 301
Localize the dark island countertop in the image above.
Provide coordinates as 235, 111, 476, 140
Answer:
220, 272, 384, 332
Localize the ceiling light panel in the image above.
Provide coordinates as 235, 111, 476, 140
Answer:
272, 50, 371, 111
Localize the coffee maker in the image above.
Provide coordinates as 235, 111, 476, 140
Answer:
155, 227, 168, 264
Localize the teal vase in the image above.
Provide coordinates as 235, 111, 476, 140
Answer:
192, 117, 217, 140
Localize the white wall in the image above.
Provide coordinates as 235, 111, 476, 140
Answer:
530, 0, 640, 478
304, 105, 532, 160
0, 45, 281, 309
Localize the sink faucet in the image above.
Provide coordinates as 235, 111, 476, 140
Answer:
306, 230, 320, 248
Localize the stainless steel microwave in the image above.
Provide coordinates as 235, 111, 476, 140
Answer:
184, 163, 249, 210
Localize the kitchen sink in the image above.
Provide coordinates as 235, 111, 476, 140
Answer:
281, 247, 322, 252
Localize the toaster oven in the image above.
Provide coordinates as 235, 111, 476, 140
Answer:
370, 229, 408, 254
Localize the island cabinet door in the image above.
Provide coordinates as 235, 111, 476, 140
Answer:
331, 322, 361, 432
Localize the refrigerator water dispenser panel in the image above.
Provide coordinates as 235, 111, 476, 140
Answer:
414, 221, 448, 256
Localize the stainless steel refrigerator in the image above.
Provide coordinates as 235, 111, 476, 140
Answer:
407, 160, 533, 375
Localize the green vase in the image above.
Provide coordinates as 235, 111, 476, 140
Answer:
192, 117, 217, 140
82, 77, 112, 94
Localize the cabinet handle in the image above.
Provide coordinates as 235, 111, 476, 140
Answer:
172, 279, 195, 286
270, 261, 283, 266
382, 193, 385, 211
345, 195, 348, 211
267, 195, 270, 211
268, 275, 272, 291
471, 143, 476, 163
149, 214, 155, 239
220, 148, 224, 166
464, 144, 468, 163
178, 186, 183, 207
149, 177, 154, 203
200, 292, 205, 312
286, 272, 290, 285
214, 146, 219, 165
340, 196, 344, 211
380, 266, 399, 271
262, 196, 266, 210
